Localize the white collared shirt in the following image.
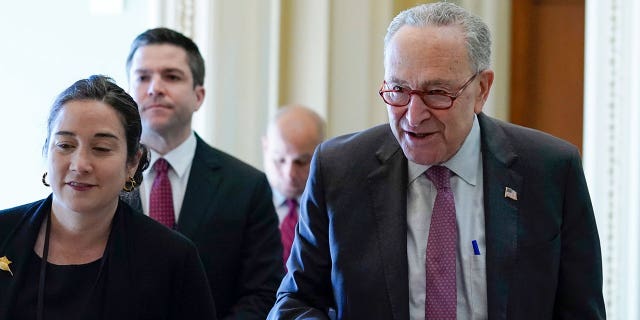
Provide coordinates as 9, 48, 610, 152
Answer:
272, 190, 301, 225
139, 132, 197, 222
407, 115, 487, 320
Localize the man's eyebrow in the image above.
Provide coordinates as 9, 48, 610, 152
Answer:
386, 77, 453, 88
133, 68, 187, 76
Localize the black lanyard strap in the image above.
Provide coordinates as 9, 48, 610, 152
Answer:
36, 210, 113, 320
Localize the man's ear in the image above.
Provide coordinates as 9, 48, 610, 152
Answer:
474, 69, 494, 114
193, 85, 205, 112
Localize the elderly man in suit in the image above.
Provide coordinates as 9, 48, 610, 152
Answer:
124, 27, 283, 319
268, 2, 605, 320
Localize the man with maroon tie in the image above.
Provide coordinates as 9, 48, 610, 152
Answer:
262, 105, 325, 266
123, 27, 284, 320
267, 2, 605, 319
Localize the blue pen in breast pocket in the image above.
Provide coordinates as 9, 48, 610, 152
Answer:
472, 240, 481, 255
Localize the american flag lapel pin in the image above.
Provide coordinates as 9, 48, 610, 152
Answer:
504, 187, 518, 201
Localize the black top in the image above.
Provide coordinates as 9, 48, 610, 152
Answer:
0, 197, 217, 320
11, 251, 104, 320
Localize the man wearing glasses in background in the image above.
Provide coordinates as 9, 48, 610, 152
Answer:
268, 2, 605, 319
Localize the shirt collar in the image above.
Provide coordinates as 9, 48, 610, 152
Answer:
408, 114, 481, 185
272, 189, 287, 207
148, 131, 197, 178
272, 189, 301, 208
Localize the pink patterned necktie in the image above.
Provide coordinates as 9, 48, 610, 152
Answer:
280, 198, 298, 266
149, 158, 175, 229
425, 165, 457, 319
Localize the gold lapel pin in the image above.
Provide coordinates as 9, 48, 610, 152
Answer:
0, 256, 14, 276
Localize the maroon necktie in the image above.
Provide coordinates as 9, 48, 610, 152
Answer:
425, 165, 457, 319
280, 198, 298, 265
149, 158, 175, 229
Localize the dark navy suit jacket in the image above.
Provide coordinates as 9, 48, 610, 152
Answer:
124, 134, 284, 319
268, 113, 605, 319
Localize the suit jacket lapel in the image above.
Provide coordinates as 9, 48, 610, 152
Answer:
177, 135, 222, 238
366, 129, 409, 320
478, 113, 521, 320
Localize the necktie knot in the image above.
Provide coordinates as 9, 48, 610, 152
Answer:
154, 158, 170, 174
286, 198, 298, 212
426, 165, 451, 190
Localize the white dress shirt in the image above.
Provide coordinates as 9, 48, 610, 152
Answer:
140, 132, 197, 222
407, 115, 487, 320
272, 190, 301, 225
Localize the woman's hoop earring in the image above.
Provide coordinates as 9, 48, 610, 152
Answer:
122, 176, 136, 192
41, 172, 50, 187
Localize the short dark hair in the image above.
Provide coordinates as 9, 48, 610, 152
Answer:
126, 27, 205, 87
44, 75, 150, 186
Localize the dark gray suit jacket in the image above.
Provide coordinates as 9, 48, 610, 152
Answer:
268, 113, 605, 319
125, 134, 284, 319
